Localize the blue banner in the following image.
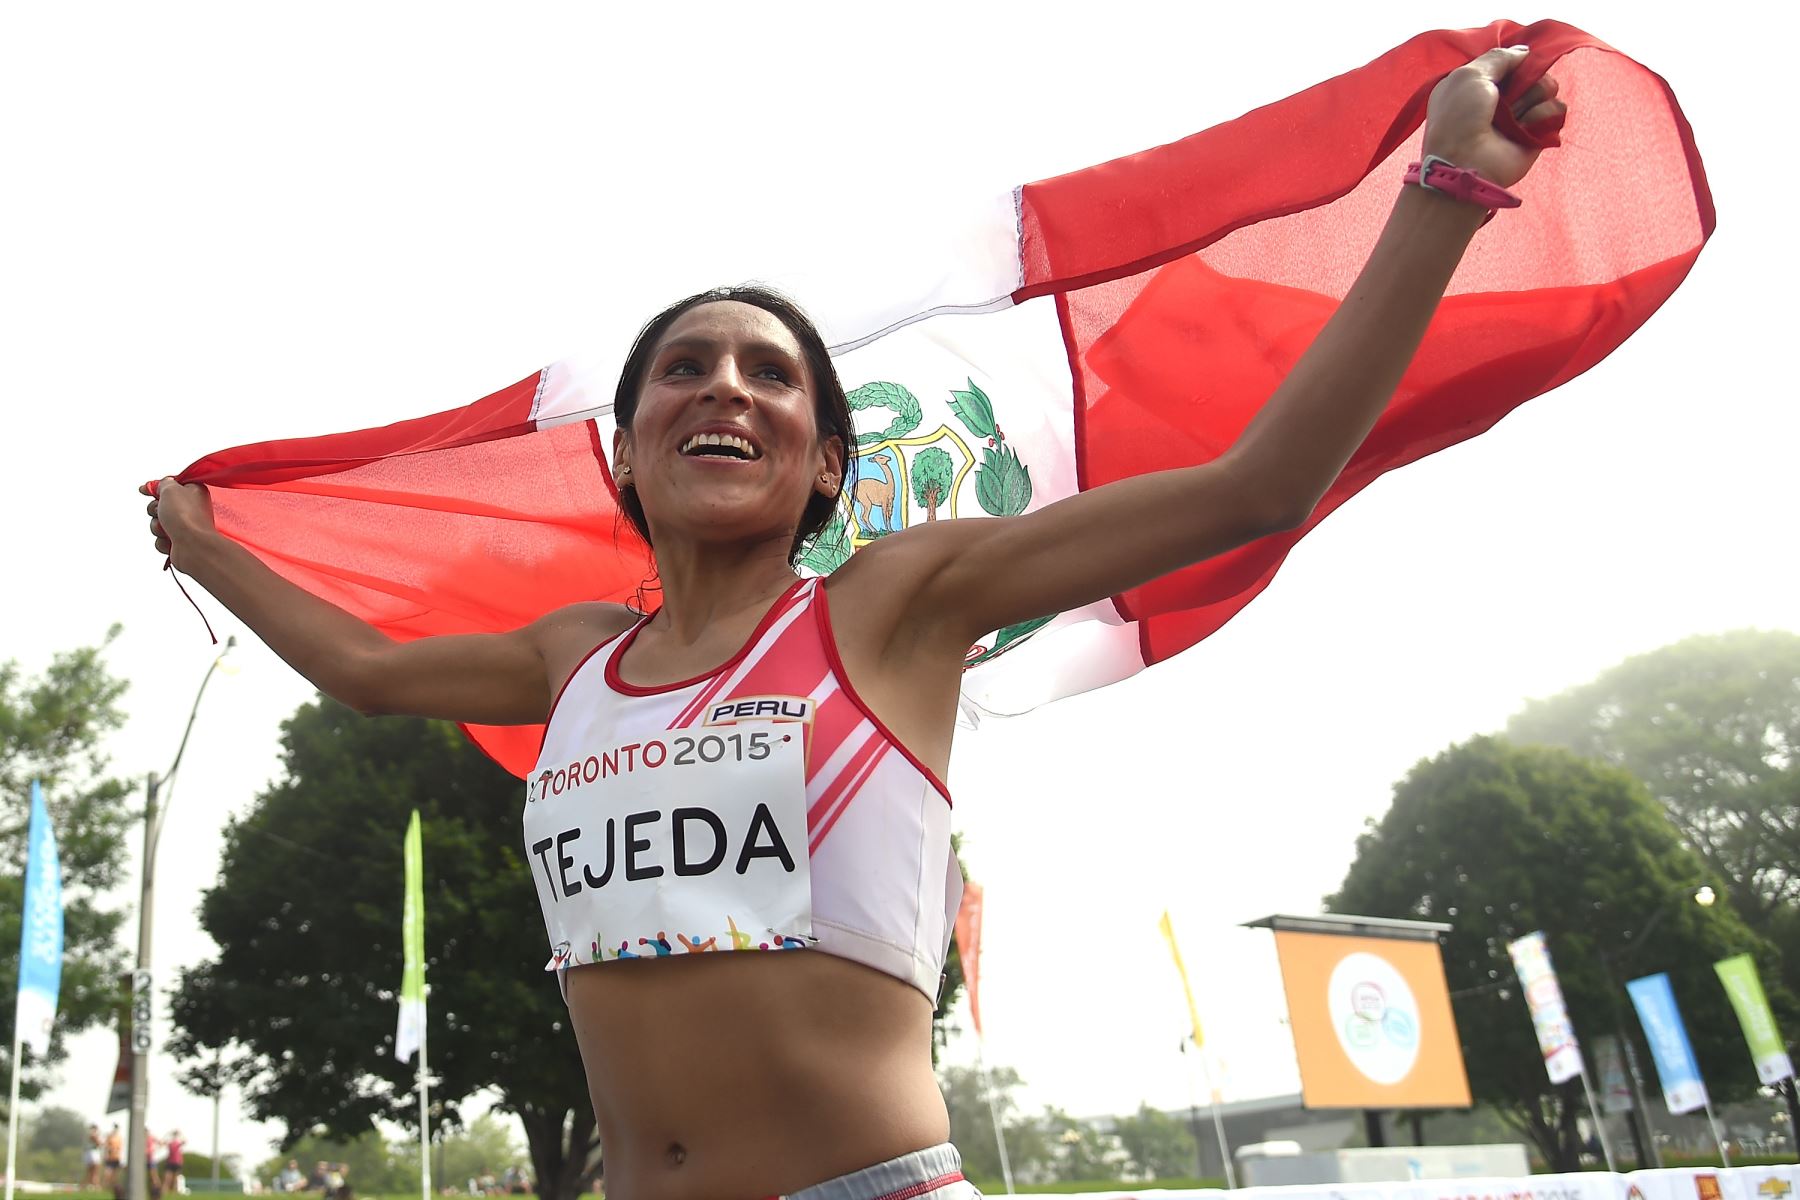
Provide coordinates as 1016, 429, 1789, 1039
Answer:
16, 780, 63, 1058
1626, 971, 1707, 1114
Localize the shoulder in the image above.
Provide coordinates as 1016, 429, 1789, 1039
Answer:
528, 600, 639, 663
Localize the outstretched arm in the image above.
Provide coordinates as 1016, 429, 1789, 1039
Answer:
144, 477, 569, 725
885, 47, 1565, 645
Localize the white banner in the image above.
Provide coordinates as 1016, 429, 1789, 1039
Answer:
1509, 931, 1585, 1085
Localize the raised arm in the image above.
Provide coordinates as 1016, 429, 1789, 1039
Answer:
881, 47, 1565, 647
143, 477, 600, 725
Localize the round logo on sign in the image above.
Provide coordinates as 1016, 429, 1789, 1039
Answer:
1328, 951, 1421, 1084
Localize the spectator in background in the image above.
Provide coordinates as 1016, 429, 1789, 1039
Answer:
84, 1125, 103, 1189
161, 1130, 186, 1195
103, 1126, 125, 1191
274, 1160, 303, 1193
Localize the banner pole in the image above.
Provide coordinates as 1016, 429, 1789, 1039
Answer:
5, 1029, 22, 1200
975, 1036, 1014, 1195
1196, 1040, 1238, 1189
1700, 1096, 1730, 1167
1576, 1061, 1618, 1172
418, 1009, 430, 1200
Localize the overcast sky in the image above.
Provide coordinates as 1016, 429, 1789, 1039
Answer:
3, 0, 1793, 1169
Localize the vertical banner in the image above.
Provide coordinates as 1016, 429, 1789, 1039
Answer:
1158, 910, 1205, 1047
15, 781, 64, 1057
1594, 1035, 1636, 1113
953, 881, 984, 1038
1626, 973, 1708, 1114
395, 811, 425, 1063
1507, 932, 1584, 1085
1713, 954, 1794, 1085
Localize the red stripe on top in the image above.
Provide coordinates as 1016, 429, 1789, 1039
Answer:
806, 728, 885, 831
606, 577, 809, 701
810, 739, 893, 853
803, 688, 864, 785
675, 584, 827, 728
815, 581, 952, 805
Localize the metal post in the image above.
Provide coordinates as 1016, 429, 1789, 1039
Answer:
6, 1021, 25, 1200
975, 1040, 1014, 1195
1198, 1042, 1237, 1189
1577, 1061, 1618, 1171
211, 1050, 223, 1188
128, 770, 159, 1200
127, 638, 235, 1200
1782, 1077, 1800, 1163
1701, 1096, 1731, 1167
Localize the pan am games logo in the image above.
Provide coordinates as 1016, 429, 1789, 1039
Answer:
1328, 951, 1422, 1084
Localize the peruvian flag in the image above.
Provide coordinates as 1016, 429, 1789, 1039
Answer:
161, 19, 1711, 778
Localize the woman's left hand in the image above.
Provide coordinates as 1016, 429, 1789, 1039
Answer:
1422, 46, 1567, 189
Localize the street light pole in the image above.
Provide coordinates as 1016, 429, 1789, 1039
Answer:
127, 637, 236, 1200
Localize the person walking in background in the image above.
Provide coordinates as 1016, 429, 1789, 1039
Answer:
83, 1125, 103, 1189
160, 1130, 186, 1195
103, 1125, 124, 1192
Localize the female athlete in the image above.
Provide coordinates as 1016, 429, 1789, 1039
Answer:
143, 49, 1562, 1200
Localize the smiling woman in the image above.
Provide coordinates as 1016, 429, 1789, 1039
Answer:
131, 26, 1716, 1198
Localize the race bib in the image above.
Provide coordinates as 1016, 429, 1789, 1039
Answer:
524, 723, 813, 967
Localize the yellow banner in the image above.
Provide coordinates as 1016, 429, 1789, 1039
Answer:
1159, 910, 1205, 1047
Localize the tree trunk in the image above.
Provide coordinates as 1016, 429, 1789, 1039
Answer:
520, 1105, 602, 1200
924, 486, 940, 521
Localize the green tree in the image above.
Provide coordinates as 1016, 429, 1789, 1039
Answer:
1506, 630, 1800, 989
1036, 1106, 1120, 1181
911, 448, 956, 521
1328, 736, 1771, 1170
1113, 1102, 1200, 1180
0, 631, 134, 1093
170, 699, 599, 1200
258, 1130, 411, 1195
939, 1063, 1019, 1183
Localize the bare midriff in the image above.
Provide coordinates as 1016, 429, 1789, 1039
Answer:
566, 949, 948, 1199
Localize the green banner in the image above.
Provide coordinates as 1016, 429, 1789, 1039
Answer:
395, 810, 426, 1062
1714, 953, 1792, 1085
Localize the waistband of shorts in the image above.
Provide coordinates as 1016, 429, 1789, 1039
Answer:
782, 1143, 967, 1200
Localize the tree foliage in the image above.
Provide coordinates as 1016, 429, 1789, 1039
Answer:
1507, 630, 1800, 989
0, 630, 134, 1094
1113, 1101, 1201, 1180
1329, 736, 1772, 1169
169, 699, 598, 1200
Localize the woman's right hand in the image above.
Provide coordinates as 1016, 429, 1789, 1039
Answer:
140, 476, 215, 568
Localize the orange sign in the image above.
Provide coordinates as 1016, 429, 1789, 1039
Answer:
1273, 928, 1471, 1109
954, 880, 984, 1037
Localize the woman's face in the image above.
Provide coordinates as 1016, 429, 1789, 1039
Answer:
614, 300, 841, 553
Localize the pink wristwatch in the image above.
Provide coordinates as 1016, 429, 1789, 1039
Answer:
1404, 155, 1522, 213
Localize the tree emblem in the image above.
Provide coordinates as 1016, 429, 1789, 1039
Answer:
911, 447, 955, 521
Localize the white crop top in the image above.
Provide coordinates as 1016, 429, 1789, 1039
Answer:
523, 577, 962, 1000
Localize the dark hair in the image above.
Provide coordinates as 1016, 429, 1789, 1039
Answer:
612, 285, 852, 565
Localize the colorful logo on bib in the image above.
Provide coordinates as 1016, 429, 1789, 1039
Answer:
577, 916, 812, 964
